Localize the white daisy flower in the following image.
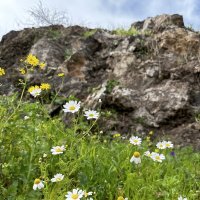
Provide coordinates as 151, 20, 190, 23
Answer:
164, 141, 174, 148
51, 173, 64, 182
65, 188, 84, 200
84, 110, 99, 120
151, 153, 165, 162
156, 141, 166, 149
144, 150, 152, 157
130, 152, 141, 164
178, 196, 187, 200
30, 88, 42, 98
33, 178, 44, 190
84, 191, 93, 197
51, 145, 66, 155
129, 136, 142, 146
63, 100, 81, 113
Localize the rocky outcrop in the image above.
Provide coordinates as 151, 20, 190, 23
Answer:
0, 14, 200, 149
131, 14, 184, 31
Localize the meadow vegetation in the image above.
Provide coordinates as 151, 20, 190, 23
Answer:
0, 55, 199, 200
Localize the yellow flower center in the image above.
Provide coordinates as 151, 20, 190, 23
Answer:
56, 177, 62, 181
71, 194, 79, 199
89, 114, 94, 117
117, 196, 125, 200
69, 106, 76, 111
166, 143, 170, 147
133, 139, 138, 143
133, 151, 140, 158
34, 179, 41, 184
155, 156, 161, 160
55, 147, 62, 152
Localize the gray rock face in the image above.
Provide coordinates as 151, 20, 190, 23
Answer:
0, 15, 200, 149
131, 14, 184, 31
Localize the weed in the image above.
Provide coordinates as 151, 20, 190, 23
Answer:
134, 116, 147, 125
105, 79, 120, 94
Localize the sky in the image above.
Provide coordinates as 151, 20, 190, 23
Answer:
0, 0, 199, 39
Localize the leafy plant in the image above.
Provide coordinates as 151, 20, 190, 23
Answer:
64, 48, 73, 60
105, 79, 120, 94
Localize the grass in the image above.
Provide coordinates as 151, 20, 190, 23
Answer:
112, 27, 151, 37
0, 95, 200, 200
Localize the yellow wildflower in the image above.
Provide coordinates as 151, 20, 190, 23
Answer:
149, 131, 154, 135
39, 62, 46, 69
40, 83, 51, 90
25, 54, 39, 67
0, 67, 5, 76
113, 133, 121, 138
58, 73, 64, 77
28, 85, 40, 93
19, 68, 26, 75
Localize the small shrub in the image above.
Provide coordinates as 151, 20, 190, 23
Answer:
48, 29, 62, 39
83, 29, 97, 38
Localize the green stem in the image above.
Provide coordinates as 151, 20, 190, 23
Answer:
50, 77, 64, 106
81, 119, 98, 139
27, 132, 36, 180
49, 182, 58, 200
73, 111, 80, 135
3, 79, 27, 124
